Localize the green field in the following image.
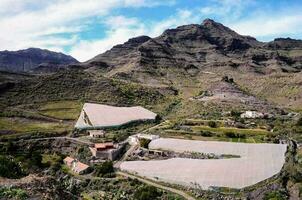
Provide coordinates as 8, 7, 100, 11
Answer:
38, 100, 82, 120
191, 125, 269, 135
0, 117, 72, 133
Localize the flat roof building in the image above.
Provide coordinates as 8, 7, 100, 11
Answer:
89, 142, 124, 161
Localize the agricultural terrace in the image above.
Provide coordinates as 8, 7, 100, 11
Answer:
120, 138, 287, 189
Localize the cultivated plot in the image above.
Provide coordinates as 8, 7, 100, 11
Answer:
120, 138, 287, 189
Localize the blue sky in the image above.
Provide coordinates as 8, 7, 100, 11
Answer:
1, 0, 302, 61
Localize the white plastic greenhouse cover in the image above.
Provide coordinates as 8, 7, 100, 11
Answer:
120, 138, 287, 189
75, 103, 157, 129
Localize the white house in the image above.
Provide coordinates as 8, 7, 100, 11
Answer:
88, 130, 105, 138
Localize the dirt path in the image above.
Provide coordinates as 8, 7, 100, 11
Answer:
13, 136, 93, 146
0, 174, 47, 187
116, 171, 196, 200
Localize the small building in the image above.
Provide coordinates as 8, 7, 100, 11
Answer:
63, 156, 90, 175
89, 142, 124, 161
89, 130, 105, 138
240, 111, 264, 119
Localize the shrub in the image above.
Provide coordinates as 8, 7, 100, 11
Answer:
140, 138, 151, 149
200, 131, 213, 137
95, 161, 114, 177
0, 156, 26, 178
0, 187, 28, 200
133, 185, 162, 200
225, 132, 246, 139
208, 121, 217, 128
225, 131, 236, 138
297, 117, 302, 126
263, 191, 287, 200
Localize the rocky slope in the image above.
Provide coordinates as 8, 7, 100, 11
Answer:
85, 19, 302, 81
0, 48, 78, 73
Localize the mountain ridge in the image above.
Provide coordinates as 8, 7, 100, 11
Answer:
0, 47, 78, 73
84, 19, 302, 83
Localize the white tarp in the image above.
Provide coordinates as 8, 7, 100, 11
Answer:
120, 138, 287, 189
75, 103, 157, 129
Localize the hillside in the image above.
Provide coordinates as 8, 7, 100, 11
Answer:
0, 48, 78, 73
82, 19, 302, 111
86, 19, 302, 80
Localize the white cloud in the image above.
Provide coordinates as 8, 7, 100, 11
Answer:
230, 14, 302, 38
0, 0, 174, 55
69, 9, 201, 62
70, 16, 146, 61
2, 0, 302, 62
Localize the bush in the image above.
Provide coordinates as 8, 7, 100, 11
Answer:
263, 191, 287, 200
140, 138, 151, 149
95, 161, 114, 177
208, 121, 217, 128
0, 156, 26, 178
297, 118, 302, 126
225, 132, 246, 139
200, 131, 214, 137
134, 185, 162, 200
0, 187, 28, 200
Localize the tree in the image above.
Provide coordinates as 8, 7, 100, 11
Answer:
208, 121, 217, 128
31, 151, 43, 168
134, 185, 162, 200
296, 117, 302, 126
140, 138, 151, 148
0, 156, 26, 178
95, 161, 114, 177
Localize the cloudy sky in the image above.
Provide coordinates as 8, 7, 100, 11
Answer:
1, 0, 302, 61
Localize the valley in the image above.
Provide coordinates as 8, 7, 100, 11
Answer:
0, 19, 302, 200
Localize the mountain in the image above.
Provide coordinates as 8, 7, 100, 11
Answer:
81, 19, 302, 110
0, 19, 301, 111
0, 48, 78, 73
85, 19, 302, 80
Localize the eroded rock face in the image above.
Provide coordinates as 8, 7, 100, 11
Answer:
84, 19, 302, 82
0, 48, 78, 73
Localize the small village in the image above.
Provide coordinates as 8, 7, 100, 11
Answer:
62, 103, 160, 175
56, 101, 288, 196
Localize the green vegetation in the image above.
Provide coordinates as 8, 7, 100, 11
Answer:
263, 190, 287, 200
192, 125, 269, 135
297, 117, 302, 126
95, 161, 114, 177
0, 70, 166, 107
140, 138, 151, 148
0, 187, 28, 200
0, 117, 71, 133
42, 153, 63, 172
225, 131, 247, 139
208, 121, 218, 128
38, 100, 82, 120
134, 185, 162, 200
0, 155, 26, 178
